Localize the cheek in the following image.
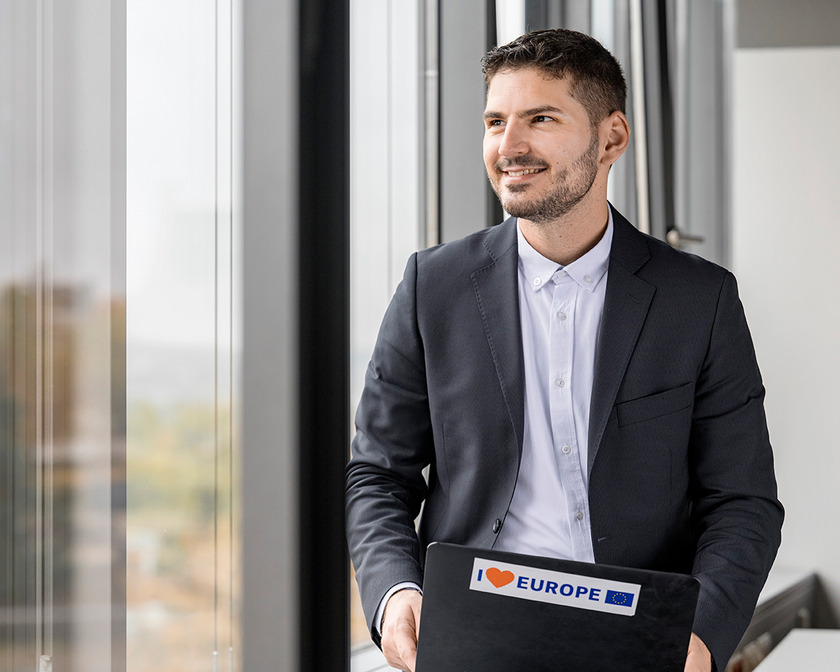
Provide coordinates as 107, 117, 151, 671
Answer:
483, 149, 499, 176
482, 135, 498, 163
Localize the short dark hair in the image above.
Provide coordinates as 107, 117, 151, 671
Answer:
481, 29, 627, 125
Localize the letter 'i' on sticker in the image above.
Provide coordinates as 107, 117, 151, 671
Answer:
477, 569, 483, 582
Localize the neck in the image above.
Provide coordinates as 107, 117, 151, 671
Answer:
518, 199, 610, 266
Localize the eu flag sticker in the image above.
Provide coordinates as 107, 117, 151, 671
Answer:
605, 590, 634, 608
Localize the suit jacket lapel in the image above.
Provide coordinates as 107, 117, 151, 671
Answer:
588, 209, 656, 474
471, 217, 525, 460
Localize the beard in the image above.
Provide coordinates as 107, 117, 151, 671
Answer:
490, 131, 600, 224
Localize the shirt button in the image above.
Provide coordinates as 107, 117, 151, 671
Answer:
575, 511, 584, 521
533, 277, 542, 286
557, 311, 567, 321
584, 275, 593, 283
555, 378, 565, 388
562, 445, 571, 454
493, 518, 502, 533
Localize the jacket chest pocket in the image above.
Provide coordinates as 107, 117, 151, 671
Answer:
615, 381, 694, 427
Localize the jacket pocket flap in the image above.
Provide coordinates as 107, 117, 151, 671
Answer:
616, 382, 694, 427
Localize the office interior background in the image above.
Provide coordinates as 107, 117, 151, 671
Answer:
2, 0, 839, 670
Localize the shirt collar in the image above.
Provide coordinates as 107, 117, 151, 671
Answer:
517, 209, 614, 293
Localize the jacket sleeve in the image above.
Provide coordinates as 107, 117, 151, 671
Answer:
688, 271, 784, 668
345, 253, 433, 645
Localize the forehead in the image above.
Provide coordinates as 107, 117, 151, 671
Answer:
484, 67, 581, 112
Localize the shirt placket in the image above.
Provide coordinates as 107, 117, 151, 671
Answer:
548, 271, 591, 560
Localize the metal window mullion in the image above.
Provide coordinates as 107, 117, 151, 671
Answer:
439, 0, 500, 241
423, 0, 439, 248
674, 0, 689, 232
718, 0, 734, 267
109, 1, 128, 669
241, 2, 300, 670
212, 2, 238, 668
42, 0, 54, 662
34, 0, 55, 667
628, 0, 650, 234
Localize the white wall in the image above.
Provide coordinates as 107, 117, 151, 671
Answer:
732, 47, 840, 615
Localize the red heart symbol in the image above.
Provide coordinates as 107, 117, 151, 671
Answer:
486, 567, 515, 588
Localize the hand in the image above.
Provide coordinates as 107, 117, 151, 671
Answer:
381, 589, 423, 672
684, 632, 712, 672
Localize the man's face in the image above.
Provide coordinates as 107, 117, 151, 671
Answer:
483, 67, 602, 224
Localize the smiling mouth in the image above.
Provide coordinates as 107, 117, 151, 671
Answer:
504, 167, 546, 177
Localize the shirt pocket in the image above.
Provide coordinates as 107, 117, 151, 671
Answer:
615, 382, 694, 427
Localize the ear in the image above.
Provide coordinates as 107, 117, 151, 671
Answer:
599, 111, 630, 166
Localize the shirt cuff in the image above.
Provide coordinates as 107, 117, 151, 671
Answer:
375, 582, 423, 636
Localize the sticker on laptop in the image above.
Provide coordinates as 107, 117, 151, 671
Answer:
470, 557, 641, 616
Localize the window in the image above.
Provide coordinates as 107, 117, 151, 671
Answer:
349, 0, 432, 653
1, 2, 125, 668
126, 1, 240, 670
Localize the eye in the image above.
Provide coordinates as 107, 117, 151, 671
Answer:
485, 119, 504, 128
533, 115, 553, 123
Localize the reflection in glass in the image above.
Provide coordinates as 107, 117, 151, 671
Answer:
1, 1, 125, 669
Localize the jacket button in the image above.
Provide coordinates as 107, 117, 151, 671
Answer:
492, 518, 502, 533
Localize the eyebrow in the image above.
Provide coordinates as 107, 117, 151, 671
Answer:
483, 105, 569, 121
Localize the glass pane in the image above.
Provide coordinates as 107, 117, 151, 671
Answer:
126, 1, 240, 670
349, 0, 429, 656
1, 1, 124, 669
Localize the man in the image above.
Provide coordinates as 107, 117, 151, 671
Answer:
346, 29, 783, 672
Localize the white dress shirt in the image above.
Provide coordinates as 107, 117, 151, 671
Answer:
494, 211, 613, 562
377, 212, 614, 633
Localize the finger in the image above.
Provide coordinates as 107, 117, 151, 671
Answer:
411, 600, 422, 632
383, 615, 418, 671
396, 628, 417, 672
683, 633, 712, 672
381, 641, 405, 670
381, 590, 423, 671
383, 629, 416, 672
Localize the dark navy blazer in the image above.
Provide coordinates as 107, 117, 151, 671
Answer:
346, 207, 784, 668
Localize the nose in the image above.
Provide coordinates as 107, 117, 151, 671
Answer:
497, 120, 528, 158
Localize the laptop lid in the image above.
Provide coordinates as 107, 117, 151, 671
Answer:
415, 543, 700, 672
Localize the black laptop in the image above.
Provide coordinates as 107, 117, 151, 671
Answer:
415, 543, 700, 672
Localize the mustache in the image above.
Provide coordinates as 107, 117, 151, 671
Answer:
494, 156, 549, 172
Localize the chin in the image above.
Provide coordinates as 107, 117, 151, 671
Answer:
500, 198, 538, 219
